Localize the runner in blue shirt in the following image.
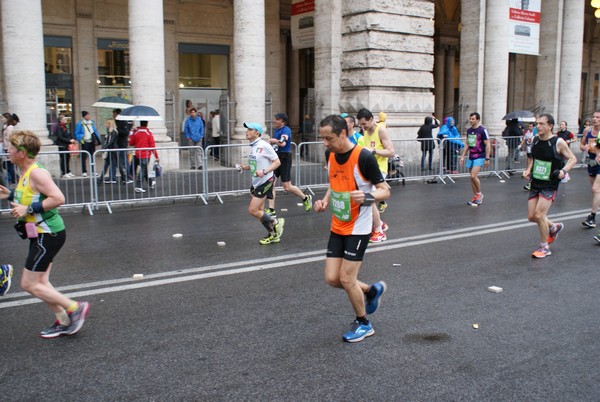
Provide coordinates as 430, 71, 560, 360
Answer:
265, 113, 312, 217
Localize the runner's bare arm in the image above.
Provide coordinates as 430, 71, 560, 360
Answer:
314, 189, 330, 212
375, 126, 395, 158
557, 138, 577, 176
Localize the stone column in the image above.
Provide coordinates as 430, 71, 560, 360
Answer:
483, 0, 510, 135
128, 0, 170, 142
265, 0, 282, 131
507, 54, 516, 112
557, 0, 584, 127
434, 46, 445, 119
232, 0, 265, 140
314, 0, 342, 120
444, 47, 456, 117
535, 0, 563, 117
163, 13, 178, 137
74, 0, 97, 126
459, 0, 486, 119
339, 0, 435, 138
287, 46, 301, 139
1, 0, 48, 139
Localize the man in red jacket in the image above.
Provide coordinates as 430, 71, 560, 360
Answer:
129, 121, 160, 193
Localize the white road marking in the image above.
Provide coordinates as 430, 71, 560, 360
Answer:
0, 209, 590, 309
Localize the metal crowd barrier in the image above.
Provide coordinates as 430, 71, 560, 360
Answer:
295, 141, 328, 193
1, 136, 593, 214
203, 143, 255, 202
93, 146, 208, 212
1, 149, 96, 214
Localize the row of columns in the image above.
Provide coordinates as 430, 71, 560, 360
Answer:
458, 0, 584, 135
434, 45, 458, 119
0, 0, 269, 144
1, 0, 587, 144
0, 0, 170, 141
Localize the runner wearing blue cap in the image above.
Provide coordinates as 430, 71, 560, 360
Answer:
240, 122, 285, 245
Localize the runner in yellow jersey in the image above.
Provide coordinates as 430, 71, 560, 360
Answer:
0, 131, 90, 338
357, 108, 395, 242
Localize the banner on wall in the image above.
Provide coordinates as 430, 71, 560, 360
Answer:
508, 0, 541, 55
291, 0, 315, 49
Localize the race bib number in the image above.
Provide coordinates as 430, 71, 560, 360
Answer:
467, 134, 477, 147
330, 190, 351, 222
249, 159, 257, 175
532, 159, 552, 181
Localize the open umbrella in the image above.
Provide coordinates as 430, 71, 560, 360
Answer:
92, 96, 132, 109
115, 105, 163, 121
502, 110, 536, 122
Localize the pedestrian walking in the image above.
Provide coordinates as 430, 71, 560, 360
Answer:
55, 115, 75, 178
184, 107, 204, 170
74, 111, 101, 177
129, 121, 160, 193
417, 116, 439, 171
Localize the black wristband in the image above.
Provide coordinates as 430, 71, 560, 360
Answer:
31, 201, 44, 214
7, 190, 14, 202
363, 192, 376, 206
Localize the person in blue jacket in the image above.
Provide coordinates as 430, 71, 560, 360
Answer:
184, 107, 205, 170
74, 111, 101, 177
437, 116, 464, 174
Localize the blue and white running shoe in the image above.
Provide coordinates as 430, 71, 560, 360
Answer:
342, 320, 375, 343
365, 281, 387, 315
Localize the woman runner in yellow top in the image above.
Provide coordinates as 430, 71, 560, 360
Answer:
0, 131, 90, 338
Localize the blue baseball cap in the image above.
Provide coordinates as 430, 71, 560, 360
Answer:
243, 122, 263, 134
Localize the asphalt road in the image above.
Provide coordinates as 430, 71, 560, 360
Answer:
1, 168, 599, 401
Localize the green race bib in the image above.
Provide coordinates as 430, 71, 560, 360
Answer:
467, 134, 477, 147
330, 190, 351, 222
532, 159, 552, 181
249, 159, 257, 176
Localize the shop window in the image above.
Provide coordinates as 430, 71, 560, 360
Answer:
178, 44, 229, 89
97, 39, 130, 87
44, 36, 73, 130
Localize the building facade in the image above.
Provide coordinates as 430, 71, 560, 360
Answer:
0, 0, 598, 148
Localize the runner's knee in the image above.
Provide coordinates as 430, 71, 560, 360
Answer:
325, 272, 342, 288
